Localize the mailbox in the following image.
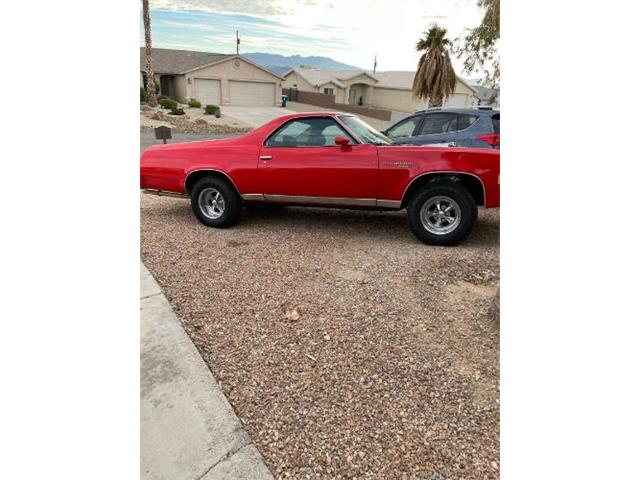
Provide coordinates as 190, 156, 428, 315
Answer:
154, 126, 172, 144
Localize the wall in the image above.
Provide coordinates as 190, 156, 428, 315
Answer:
372, 80, 476, 112
282, 88, 391, 121
184, 58, 281, 105
281, 71, 315, 92
282, 88, 336, 107
174, 75, 188, 103
334, 103, 391, 121
372, 87, 426, 112
317, 82, 346, 103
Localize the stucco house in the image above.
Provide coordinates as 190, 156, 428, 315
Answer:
281, 67, 379, 105
140, 48, 284, 106
281, 66, 478, 112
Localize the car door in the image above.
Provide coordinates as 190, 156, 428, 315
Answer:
383, 114, 422, 145
403, 112, 458, 145
258, 117, 379, 203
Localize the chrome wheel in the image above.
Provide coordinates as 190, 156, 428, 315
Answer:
420, 196, 461, 235
198, 188, 225, 219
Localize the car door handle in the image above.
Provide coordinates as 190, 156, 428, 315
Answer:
259, 155, 272, 160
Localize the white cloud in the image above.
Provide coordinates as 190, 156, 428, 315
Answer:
150, 0, 486, 71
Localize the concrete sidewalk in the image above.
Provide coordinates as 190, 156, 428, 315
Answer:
141, 262, 273, 480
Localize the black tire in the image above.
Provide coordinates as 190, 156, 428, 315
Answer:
190, 176, 242, 228
407, 181, 478, 246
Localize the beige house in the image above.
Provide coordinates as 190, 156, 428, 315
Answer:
140, 48, 284, 106
281, 67, 379, 105
281, 67, 478, 112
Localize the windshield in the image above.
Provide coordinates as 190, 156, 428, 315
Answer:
339, 115, 393, 146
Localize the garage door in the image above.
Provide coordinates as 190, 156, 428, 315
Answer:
444, 93, 469, 107
194, 79, 221, 106
229, 81, 275, 106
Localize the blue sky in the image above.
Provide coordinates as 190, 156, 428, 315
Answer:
141, 9, 358, 64
141, 0, 485, 72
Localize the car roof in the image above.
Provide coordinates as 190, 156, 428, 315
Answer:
279, 111, 349, 118
413, 106, 499, 115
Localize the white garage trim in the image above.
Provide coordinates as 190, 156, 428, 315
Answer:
229, 80, 276, 106
194, 78, 221, 106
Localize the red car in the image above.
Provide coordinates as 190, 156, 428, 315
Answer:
140, 112, 499, 245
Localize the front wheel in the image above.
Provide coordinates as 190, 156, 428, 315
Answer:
190, 176, 242, 228
407, 182, 478, 245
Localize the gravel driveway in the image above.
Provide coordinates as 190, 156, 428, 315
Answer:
141, 196, 500, 479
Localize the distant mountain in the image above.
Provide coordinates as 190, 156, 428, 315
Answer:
242, 52, 359, 76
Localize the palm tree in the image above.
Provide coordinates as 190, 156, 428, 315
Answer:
142, 0, 157, 107
412, 25, 456, 108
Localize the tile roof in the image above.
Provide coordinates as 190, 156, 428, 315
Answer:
140, 47, 232, 74
288, 68, 377, 88
372, 71, 417, 89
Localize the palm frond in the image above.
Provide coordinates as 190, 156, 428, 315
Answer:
412, 24, 457, 105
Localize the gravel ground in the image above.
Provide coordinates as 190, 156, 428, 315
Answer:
140, 105, 252, 135
141, 196, 500, 479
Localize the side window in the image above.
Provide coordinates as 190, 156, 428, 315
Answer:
385, 115, 421, 139
456, 114, 480, 131
492, 114, 500, 133
265, 118, 353, 147
323, 87, 334, 95
418, 113, 457, 135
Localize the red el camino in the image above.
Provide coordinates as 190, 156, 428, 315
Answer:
140, 112, 499, 245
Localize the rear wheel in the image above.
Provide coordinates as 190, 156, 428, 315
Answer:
407, 181, 477, 245
190, 176, 241, 228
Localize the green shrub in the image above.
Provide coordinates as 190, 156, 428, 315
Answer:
140, 87, 147, 103
169, 107, 185, 115
188, 98, 201, 108
157, 95, 169, 101
159, 98, 178, 110
204, 104, 221, 117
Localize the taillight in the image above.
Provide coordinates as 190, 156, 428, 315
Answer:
476, 133, 500, 147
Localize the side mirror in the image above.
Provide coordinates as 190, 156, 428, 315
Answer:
334, 135, 350, 147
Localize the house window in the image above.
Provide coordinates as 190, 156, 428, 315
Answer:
323, 88, 334, 95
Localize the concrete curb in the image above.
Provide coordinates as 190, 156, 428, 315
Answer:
140, 262, 274, 480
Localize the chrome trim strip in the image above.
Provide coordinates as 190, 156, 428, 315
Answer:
400, 171, 487, 207
376, 199, 402, 209
142, 189, 189, 199
264, 194, 376, 207
183, 168, 240, 193
259, 155, 272, 160
241, 193, 266, 201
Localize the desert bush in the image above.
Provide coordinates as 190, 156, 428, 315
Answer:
188, 98, 201, 108
169, 107, 185, 115
205, 104, 221, 117
159, 98, 178, 110
140, 87, 147, 103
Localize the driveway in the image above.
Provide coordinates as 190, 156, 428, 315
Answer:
222, 106, 295, 127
